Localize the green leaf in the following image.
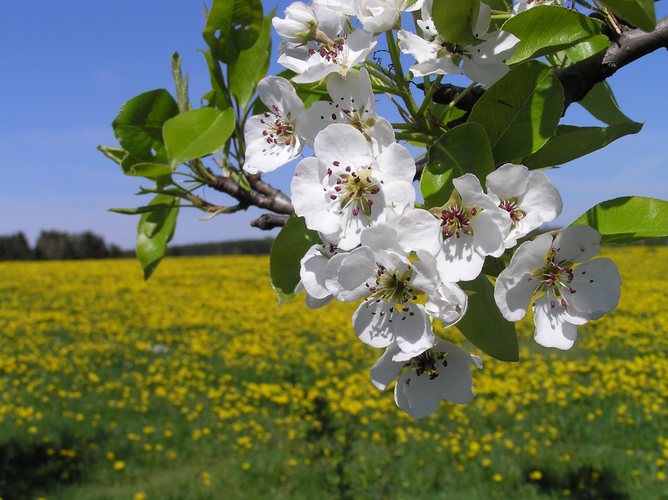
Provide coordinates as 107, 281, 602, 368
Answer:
112, 89, 179, 166
579, 81, 633, 125
524, 122, 642, 168
203, 0, 263, 64
270, 216, 320, 303
468, 61, 564, 164
228, 11, 273, 109
600, 0, 656, 32
171, 52, 191, 113
504, 6, 603, 64
563, 35, 609, 64
456, 275, 519, 362
571, 196, 668, 243
109, 204, 177, 215
125, 163, 174, 178
98, 145, 127, 165
420, 123, 494, 207
201, 49, 230, 110
163, 108, 235, 167
432, 0, 481, 46
136, 195, 179, 280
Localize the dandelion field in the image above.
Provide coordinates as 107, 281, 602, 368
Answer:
0, 247, 667, 499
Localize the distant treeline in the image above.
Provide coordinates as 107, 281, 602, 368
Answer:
0, 231, 274, 261
0, 231, 122, 261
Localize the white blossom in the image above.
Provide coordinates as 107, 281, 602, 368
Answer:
325, 222, 467, 358
396, 174, 510, 282
398, 1, 518, 85
278, 30, 377, 83
291, 123, 415, 250
486, 163, 563, 248
371, 340, 481, 418
495, 225, 621, 350
273, 2, 321, 45
243, 77, 305, 174
298, 68, 395, 156
354, 0, 425, 33
299, 242, 339, 308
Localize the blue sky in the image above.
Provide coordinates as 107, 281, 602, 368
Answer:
1, 1, 666, 248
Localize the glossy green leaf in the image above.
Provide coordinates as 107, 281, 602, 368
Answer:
163, 108, 235, 167
432, 0, 481, 46
571, 196, 668, 243
136, 195, 179, 280
420, 123, 494, 207
125, 163, 174, 178
109, 204, 177, 215
201, 49, 230, 110
457, 275, 519, 362
579, 81, 633, 125
524, 122, 642, 168
228, 11, 273, 108
468, 61, 564, 164
203, 0, 263, 64
112, 89, 178, 165
270, 216, 320, 303
563, 35, 609, 64
504, 6, 603, 64
98, 145, 127, 165
600, 0, 656, 32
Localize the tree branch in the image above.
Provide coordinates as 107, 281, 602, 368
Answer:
427, 16, 668, 114
205, 169, 295, 216
251, 214, 290, 230
558, 16, 668, 108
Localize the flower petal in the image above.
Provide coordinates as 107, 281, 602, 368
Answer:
554, 225, 601, 263
567, 258, 621, 320
370, 343, 403, 390
533, 295, 580, 350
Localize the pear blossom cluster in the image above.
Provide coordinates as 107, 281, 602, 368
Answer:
243, 0, 621, 419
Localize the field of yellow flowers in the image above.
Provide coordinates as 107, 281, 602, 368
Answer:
0, 246, 667, 499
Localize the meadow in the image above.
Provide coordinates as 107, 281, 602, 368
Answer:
0, 246, 666, 499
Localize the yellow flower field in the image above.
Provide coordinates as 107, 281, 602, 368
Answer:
0, 246, 666, 499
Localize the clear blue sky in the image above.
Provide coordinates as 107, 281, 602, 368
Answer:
1, 1, 666, 248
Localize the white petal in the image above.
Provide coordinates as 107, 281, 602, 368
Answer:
325, 246, 376, 301
297, 101, 340, 147
367, 118, 396, 155
437, 234, 485, 282
433, 339, 477, 404
394, 370, 441, 419
291, 158, 342, 234
425, 282, 468, 327
494, 234, 553, 321
360, 222, 404, 256
327, 67, 375, 114
554, 225, 601, 263
300, 245, 331, 299
533, 295, 580, 350
375, 143, 416, 184
567, 258, 621, 320
243, 115, 301, 174
470, 209, 509, 258
370, 343, 403, 390
393, 303, 435, 357
305, 294, 333, 309
353, 300, 396, 349
394, 208, 442, 257
258, 76, 305, 117
313, 123, 373, 169
486, 163, 529, 201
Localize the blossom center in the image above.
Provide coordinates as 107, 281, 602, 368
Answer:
328, 166, 380, 217
260, 106, 295, 147
364, 265, 420, 322
440, 205, 478, 239
532, 248, 576, 308
499, 198, 526, 224
404, 349, 448, 381
307, 37, 346, 63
